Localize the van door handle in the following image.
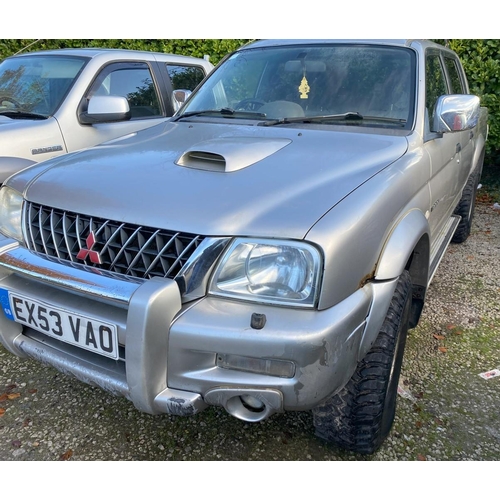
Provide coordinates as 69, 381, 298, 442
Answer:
456, 143, 462, 154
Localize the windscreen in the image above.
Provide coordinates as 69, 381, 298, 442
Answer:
181, 44, 416, 128
0, 55, 87, 116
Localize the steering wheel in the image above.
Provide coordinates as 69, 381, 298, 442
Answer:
236, 98, 266, 111
0, 96, 21, 108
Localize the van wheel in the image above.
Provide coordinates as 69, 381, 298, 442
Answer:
452, 171, 479, 244
312, 271, 412, 454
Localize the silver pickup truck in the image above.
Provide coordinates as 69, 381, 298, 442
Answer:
0, 48, 213, 182
0, 39, 488, 454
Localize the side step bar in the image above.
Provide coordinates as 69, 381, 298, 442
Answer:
428, 215, 461, 285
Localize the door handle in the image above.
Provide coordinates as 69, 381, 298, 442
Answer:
456, 143, 462, 154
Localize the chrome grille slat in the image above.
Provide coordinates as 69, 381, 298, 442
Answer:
99, 222, 126, 255
165, 235, 201, 278
126, 229, 161, 275
49, 208, 62, 260
62, 211, 76, 261
75, 214, 83, 252
109, 226, 143, 270
27, 203, 38, 252
38, 207, 50, 256
24, 203, 204, 281
143, 233, 179, 277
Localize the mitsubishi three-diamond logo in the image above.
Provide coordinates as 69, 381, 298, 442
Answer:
76, 231, 102, 264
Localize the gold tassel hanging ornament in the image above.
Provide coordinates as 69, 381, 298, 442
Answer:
298, 75, 310, 99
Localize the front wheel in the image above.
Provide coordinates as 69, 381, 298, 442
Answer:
312, 271, 412, 454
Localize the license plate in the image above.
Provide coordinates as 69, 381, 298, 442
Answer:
0, 289, 119, 360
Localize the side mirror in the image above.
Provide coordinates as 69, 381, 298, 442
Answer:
79, 95, 131, 124
432, 94, 480, 133
172, 89, 192, 112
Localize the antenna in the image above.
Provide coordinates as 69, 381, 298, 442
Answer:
13, 39, 42, 56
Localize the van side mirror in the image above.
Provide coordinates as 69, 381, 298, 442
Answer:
432, 94, 480, 133
79, 95, 131, 124
172, 89, 192, 112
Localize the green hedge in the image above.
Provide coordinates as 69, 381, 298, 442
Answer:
1, 39, 499, 163
443, 40, 500, 164
0, 39, 251, 65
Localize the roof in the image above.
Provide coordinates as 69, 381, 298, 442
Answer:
7, 47, 212, 66
239, 39, 445, 51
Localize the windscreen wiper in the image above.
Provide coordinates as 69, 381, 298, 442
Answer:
0, 110, 48, 120
260, 112, 406, 127
172, 107, 266, 121
260, 112, 364, 126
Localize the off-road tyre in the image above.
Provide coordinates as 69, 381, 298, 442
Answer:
452, 170, 479, 244
312, 271, 412, 455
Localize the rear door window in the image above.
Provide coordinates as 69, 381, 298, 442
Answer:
444, 57, 466, 94
166, 64, 206, 91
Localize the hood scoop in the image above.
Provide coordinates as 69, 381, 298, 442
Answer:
176, 136, 291, 173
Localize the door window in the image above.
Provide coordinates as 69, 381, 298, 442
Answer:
90, 62, 161, 119
425, 54, 448, 127
166, 65, 206, 91
444, 57, 466, 94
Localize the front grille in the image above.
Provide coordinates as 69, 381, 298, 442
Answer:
24, 203, 203, 280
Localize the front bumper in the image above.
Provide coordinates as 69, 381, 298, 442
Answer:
0, 237, 397, 420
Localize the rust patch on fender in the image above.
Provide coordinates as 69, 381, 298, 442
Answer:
359, 270, 376, 288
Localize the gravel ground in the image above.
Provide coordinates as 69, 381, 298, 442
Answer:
0, 201, 499, 463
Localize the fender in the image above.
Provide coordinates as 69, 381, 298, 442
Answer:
358, 209, 430, 359
375, 208, 430, 329
472, 136, 486, 179
375, 208, 430, 281
470, 108, 488, 179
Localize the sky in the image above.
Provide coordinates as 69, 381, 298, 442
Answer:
4, 0, 495, 39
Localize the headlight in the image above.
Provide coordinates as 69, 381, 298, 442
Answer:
0, 186, 24, 242
209, 239, 322, 307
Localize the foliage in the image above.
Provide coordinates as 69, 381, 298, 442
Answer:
0, 39, 499, 164
434, 39, 500, 165
477, 164, 500, 203
0, 39, 251, 65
